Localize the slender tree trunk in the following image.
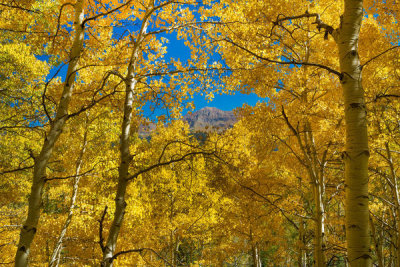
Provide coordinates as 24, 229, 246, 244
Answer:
101, 17, 149, 267
48, 114, 89, 267
313, 178, 326, 267
101, 76, 136, 266
251, 244, 261, 267
298, 218, 307, 267
384, 142, 400, 266
338, 1, 371, 265
303, 122, 326, 267
369, 215, 384, 267
14, 2, 85, 266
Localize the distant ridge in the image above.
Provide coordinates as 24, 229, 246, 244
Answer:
138, 107, 236, 137
183, 107, 236, 132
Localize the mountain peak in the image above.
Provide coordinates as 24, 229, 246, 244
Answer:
183, 107, 236, 131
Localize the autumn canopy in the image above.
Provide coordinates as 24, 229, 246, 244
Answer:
0, 0, 399, 266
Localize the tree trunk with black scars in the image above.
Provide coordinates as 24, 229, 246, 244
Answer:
338, 0, 371, 265
101, 15, 149, 267
14, 1, 85, 266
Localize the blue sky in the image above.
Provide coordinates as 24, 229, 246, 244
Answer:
44, 28, 264, 118
164, 32, 264, 112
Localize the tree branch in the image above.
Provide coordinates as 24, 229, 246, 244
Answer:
127, 151, 215, 181
110, 248, 173, 266
274, 11, 335, 40
223, 38, 342, 77
98, 206, 108, 253
0, 3, 40, 13
362, 45, 400, 69
82, 0, 133, 25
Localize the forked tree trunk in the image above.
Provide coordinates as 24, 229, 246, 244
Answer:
48, 114, 89, 267
14, 1, 85, 266
338, 0, 371, 265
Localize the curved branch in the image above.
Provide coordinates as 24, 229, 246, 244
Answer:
98, 206, 108, 253
223, 38, 342, 77
82, 0, 132, 26
361, 45, 400, 69
110, 248, 173, 266
52, 3, 75, 50
127, 151, 215, 181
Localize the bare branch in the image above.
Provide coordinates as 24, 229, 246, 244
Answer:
223, 38, 342, 77
362, 45, 400, 69
0, 165, 34, 176
110, 248, 173, 266
45, 166, 95, 181
82, 1, 132, 25
127, 151, 215, 181
0, 3, 39, 13
52, 3, 75, 50
274, 11, 335, 40
98, 206, 108, 253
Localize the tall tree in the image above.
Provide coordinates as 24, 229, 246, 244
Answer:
14, 2, 85, 265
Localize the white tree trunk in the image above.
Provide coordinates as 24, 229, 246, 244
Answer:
101, 17, 149, 267
15, 1, 85, 266
48, 114, 89, 267
338, 0, 371, 265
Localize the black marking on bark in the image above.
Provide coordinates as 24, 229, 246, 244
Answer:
360, 254, 372, 259
357, 195, 369, 199
349, 224, 359, 229
23, 225, 37, 233
341, 151, 349, 160
350, 50, 357, 57
19, 246, 26, 252
349, 103, 364, 109
339, 15, 344, 29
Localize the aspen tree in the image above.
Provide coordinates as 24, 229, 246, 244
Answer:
15, 1, 85, 265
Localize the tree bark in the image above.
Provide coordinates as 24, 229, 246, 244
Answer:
14, 1, 85, 266
338, 0, 371, 265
